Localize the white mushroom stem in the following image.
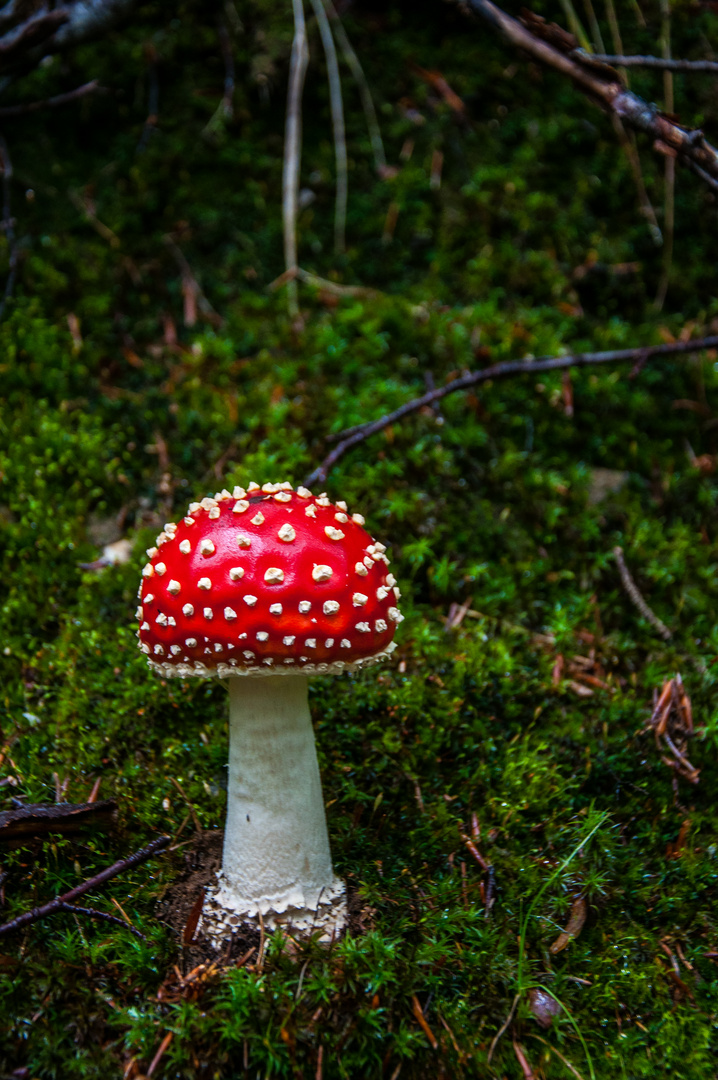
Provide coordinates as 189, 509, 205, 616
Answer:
219, 675, 340, 919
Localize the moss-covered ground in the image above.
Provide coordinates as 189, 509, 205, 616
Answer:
2, 0, 718, 1075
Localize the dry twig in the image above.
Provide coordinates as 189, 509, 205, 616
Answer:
169, 777, 202, 834
305, 335, 718, 486
269, 264, 377, 298
283, 0, 310, 317
612, 546, 672, 641
60, 901, 146, 939
654, 0, 674, 312
147, 1032, 173, 1078
0, 79, 100, 118
574, 51, 718, 72
322, 0, 386, 173
0, 2, 138, 77
460, 0, 718, 192
0, 799, 117, 842
0, 834, 170, 937
310, 0, 347, 253
645, 676, 699, 784
487, 993, 520, 1063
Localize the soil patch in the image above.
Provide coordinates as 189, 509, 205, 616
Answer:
156, 829, 259, 970
157, 830, 369, 971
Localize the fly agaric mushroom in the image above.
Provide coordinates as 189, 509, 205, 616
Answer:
137, 482, 403, 941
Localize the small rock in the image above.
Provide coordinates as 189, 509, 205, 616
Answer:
587, 467, 628, 505
528, 987, 562, 1028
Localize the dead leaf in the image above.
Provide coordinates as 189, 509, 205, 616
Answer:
512, 1036, 536, 1078
549, 895, 587, 954
410, 63, 467, 116
182, 888, 205, 946
411, 994, 438, 1049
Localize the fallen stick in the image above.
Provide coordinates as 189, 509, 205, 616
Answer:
0, 800, 117, 843
573, 51, 718, 73
0, 79, 100, 118
322, 0, 386, 173
305, 335, 718, 486
282, 0, 309, 317
310, 0, 347, 254
61, 902, 146, 939
612, 546, 672, 641
0, 834, 170, 937
268, 264, 377, 298
460, 0, 718, 192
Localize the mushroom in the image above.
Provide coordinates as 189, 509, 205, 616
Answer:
137, 482, 403, 942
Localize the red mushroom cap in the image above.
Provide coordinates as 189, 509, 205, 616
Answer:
136, 483, 403, 678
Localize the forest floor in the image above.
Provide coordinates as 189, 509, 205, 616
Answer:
2, 0, 718, 1076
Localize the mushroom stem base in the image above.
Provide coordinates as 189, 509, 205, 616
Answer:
198, 875, 347, 945
209, 675, 344, 943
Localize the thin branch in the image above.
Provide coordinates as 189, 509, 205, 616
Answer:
558, 0, 591, 52
310, 0, 347, 253
460, 0, 718, 193
283, 0, 310, 318
60, 902, 146, 939
0, 1, 138, 77
662, 731, 699, 781
0, 834, 170, 937
487, 993, 520, 1064
0, 79, 100, 118
604, 0, 626, 82
322, 0, 386, 173
0, 799, 117, 841
305, 335, 718, 486
654, 0, 674, 312
268, 264, 377, 297
612, 545, 672, 641
50, 0, 139, 51
573, 50, 718, 72
0, 10, 68, 70
600, 0, 660, 244
582, 0, 605, 54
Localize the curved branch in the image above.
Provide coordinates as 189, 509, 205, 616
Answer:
310, 0, 347, 254
0, 834, 170, 937
322, 0, 386, 173
575, 50, 718, 73
0, 1, 138, 75
304, 336, 718, 487
283, 0, 309, 318
0, 79, 99, 118
461, 0, 718, 193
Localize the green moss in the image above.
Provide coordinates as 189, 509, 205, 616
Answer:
2, 0, 718, 1075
